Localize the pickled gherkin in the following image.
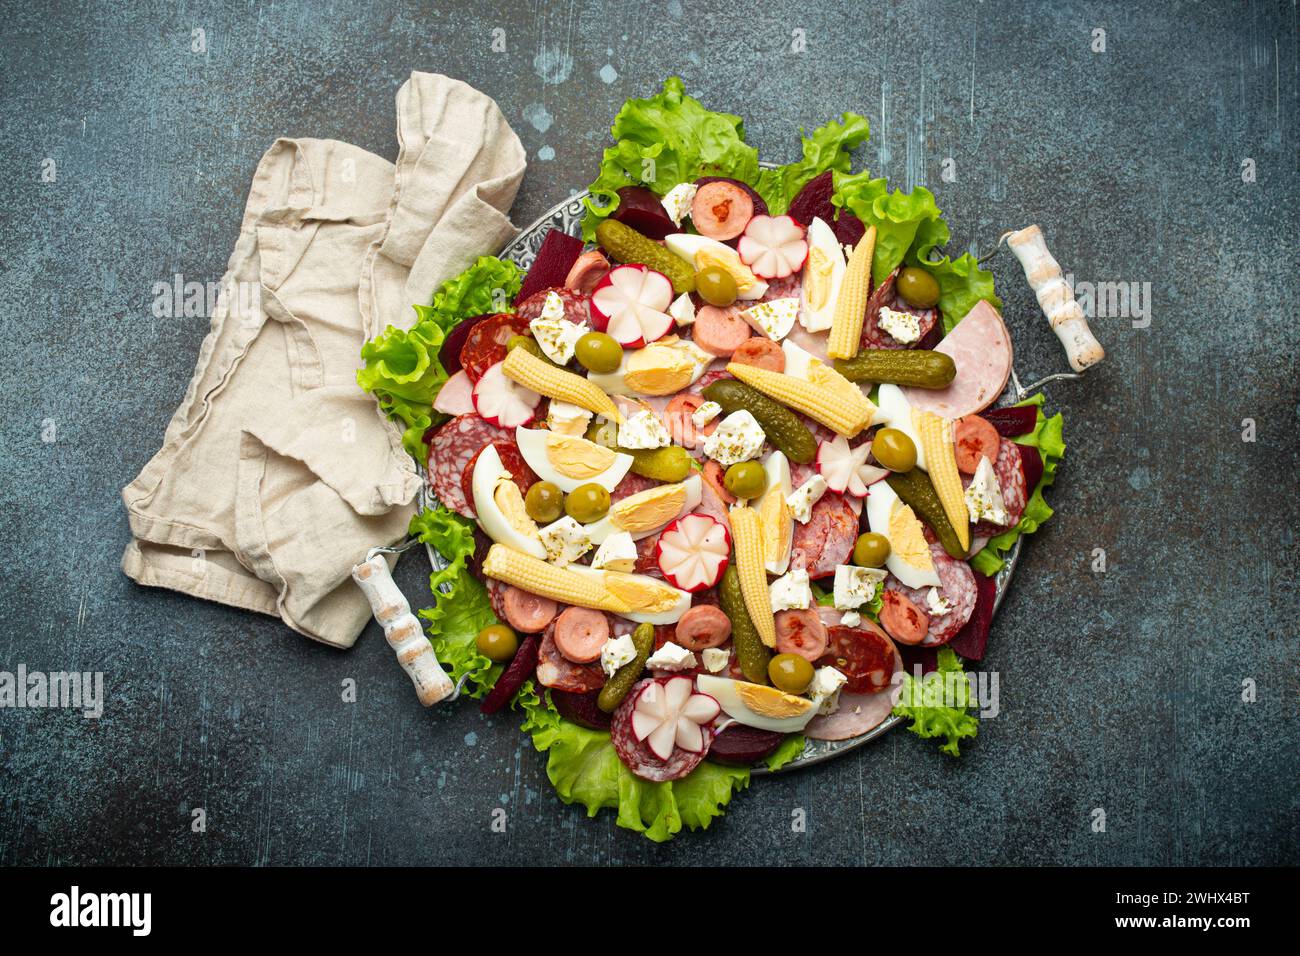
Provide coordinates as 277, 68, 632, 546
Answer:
833, 349, 956, 388
886, 469, 967, 559
597, 623, 654, 713
596, 220, 696, 294
702, 379, 817, 464
720, 565, 771, 684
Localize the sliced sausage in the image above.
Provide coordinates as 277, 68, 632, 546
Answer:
702, 460, 737, 505
501, 587, 560, 634
774, 609, 828, 661
661, 393, 717, 449
564, 249, 611, 295
552, 607, 610, 663
789, 494, 857, 579
879, 590, 929, 645
673, 605, 732, 651
692, 304, 752, 356
729, 336, 785, 372
953, 415, 1001, 475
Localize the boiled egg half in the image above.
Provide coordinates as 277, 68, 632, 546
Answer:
695, 674, 818, 733
799, 217, 847, 333
515, 426, 634, 493
663, 234, 768, 300
863, 480, 941, 588
471, 444, 546, 558
587, 337, 715, 397
756, 450, 793, 574
874, 384, 928, 471
583, 474, 702, 546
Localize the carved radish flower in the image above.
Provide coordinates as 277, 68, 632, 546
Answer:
630, 676, 721, 759
655, 512, 731, 591
816, 435, 888, 497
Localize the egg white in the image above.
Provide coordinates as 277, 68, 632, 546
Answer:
471, 444, 546, 558
863, 480, 941, 589
695, 674, 818, 733
586, 339, 714, 398
798, 217, 847, 333
583, 474, 702, 546
514, 426, 633, 493
758, 450, 793, 574
873, 384, 928, 472
663, 234, 769, 300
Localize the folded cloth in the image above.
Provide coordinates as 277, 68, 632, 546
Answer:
122, 73, 525, 648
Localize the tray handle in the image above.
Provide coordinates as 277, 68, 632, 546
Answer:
1002, 225, 1104, 373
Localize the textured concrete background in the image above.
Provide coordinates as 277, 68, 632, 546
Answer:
1, 0, 1296, 865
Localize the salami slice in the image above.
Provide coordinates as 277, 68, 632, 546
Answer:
428, 414, 508, 517
459, 312, 533, 383
459, 440, 539, 518
789, 493, 858, 579
514, 286, 591, 326
536, 619, 605, 693
816, 621, 900, 694
611, 678, 710, 782
884, 541, 977, 646
860, 270, 938, 350
964, 438, 1028, 536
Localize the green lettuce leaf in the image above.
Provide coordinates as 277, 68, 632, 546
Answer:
409, 507, 502, 698
906, 216, 1002, 333
581, 77, 758, 242
970, 394, 1067, 575
519, 689, 751, 842
764, 734, 807, 771
751, 113, 870, 216
813, 581, 883, 620
892, 647, 979, 756
832, 173, 943, 286
357, 256, 523, 459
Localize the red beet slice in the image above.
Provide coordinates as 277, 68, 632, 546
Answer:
437, 313, 493, 376
981, 405, 1039, 438
788, 170, 864, 246
611, 186, 676, 241
898, 644, 939, 676
514, 229, 585, 306
1017, 443, 1044, 493
707, 724, 787, 765
480, 635, 540, 714
550, 688, 613, 730
948, 571, 997, 661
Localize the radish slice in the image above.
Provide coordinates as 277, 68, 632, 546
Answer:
738, 215, 809, 280
590, 264, 675, 348
631, 677, 719, 760
655, 512, 731, 592
472, 360, 541, 427
816, 436, 887, 497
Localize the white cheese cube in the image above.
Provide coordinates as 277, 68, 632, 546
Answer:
617, 409, 672, 449
833, 564, 886, 610
700, 647, 730, 674
786, 474, 828, 524
877, 306, 921, 344
703, 410, 765, 466
547, 400, 593, 437
591, 530, 637, 572
691, 400, 722, 429
809, 665, 849, 715
538, 515, 592, 568
964, 454, 1010, 526
740, 297, 800, 341
600, 633, 638, 677
769, 568, 812, 613
645, 641, 697, 672
668, 292, 697, 327
840, 610, 862, 627
660, 183, 697, 227
926, 587, 953, 617
529, 291, 586, 364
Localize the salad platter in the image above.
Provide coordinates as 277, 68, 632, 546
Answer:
354, 79, 1098, 839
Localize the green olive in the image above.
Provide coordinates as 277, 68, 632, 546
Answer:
853, 532, 891, 568
723, 460, 767, 499
575, 332, 623, 374
564, 482, 611, 523
872, 427, 917, 472
524, 480, 564, 523
695, 265, 738, 307
506, 335, 545, 361
768, 653, 815, 694
896, 266, 940, 309
476, 624, 518, 662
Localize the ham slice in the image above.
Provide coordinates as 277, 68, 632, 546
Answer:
805, 650, 904, 741
432, 369, 476, 416
902, 300, 1012, 418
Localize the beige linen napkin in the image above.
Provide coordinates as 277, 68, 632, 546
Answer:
121, 72, 525, 648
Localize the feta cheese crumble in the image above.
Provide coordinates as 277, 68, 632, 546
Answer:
529, 291, 586, 363
691, 400, 722, 429
600, 633, 638, 677
703, 410, 765, 466
740, 297, 800, 341
786, 474, 828, 524
668, 292, 696, 327
659, 183, 697, 227
538, 515, 591, 567
645, 641, 697, 672
769, 568, 812, 613
964, 455, 1010, 526
926, 587, 953, 617
833, 564, 886, 610
809, 665, 849, 715
877, 306, 921, 344
700, 647, 730, 674
591, 530, 637, 572
618, 409, 672, 449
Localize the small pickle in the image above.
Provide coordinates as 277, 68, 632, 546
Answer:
833, 349, 956, 388
702, 379, 817, 464
597, 622, 655, 713
853, 532, 891, 568
696, 265, 738, 307
565, 483, 611, 523
872, 428, 917, 472
595, 220, 696, 294
625, 445, 693, 482
721, 564, 771, 684
524, 480, 564, 523
769, 653, 814, 694
476, 624, 518, 663
575, 332, 623, 374
724, 461, 767, 499
886, 469, 966, 559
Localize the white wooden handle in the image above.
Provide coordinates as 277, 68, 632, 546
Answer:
352, 554, 454, 706
1003, 225, 1105, 372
